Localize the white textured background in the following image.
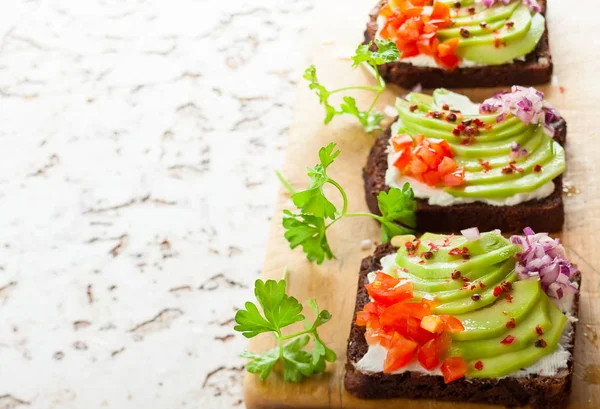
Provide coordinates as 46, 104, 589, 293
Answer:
0, 1, 314, 408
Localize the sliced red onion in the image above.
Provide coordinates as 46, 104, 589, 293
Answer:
461, 227, 480, 241
548, 282, 563, 299
479, 86, 561, 136
510, 227, 579, 300
481, 0, 541, 12
510, 142, 528, 159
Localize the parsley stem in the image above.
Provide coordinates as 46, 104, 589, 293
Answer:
326, 179, 348, 216
280, 329, 312, 341
277, 334, 284, 359
365, 67, 385, 114
275, 170, 296, 194
282, 267, 289, 281
344, 212, 384, 222
329, 85, 382, 94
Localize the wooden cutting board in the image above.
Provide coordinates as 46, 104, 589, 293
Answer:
244, 0, 600, 407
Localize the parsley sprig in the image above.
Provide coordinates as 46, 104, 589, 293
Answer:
235, 278, 336, 382
281, 143, 417, 264
304, 39, 400, 132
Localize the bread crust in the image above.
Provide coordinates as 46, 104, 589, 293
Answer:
344, 243, 580, 409
363, 118, 567, 234
364, 0, 553, 88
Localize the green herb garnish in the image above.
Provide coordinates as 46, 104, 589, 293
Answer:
304, 39, 399, 132
281, 142, 417, 264
235, 278, 336, 382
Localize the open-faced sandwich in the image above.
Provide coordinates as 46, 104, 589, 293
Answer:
345, 228, 580, 409
364, 0, 552, 88
364, 87, 566, 233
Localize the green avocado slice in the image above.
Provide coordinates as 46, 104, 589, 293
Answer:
451, 279, 542, 341
466, 299, 568, 377
446, 142, 565, 198
464, 134, 553, 185
432, 270, 518, 315
438, 19, 505, 40
415, 260, 514, 302
458, 12, 546, 65
395, 235, 520, 280
457, 4, 533, 48
449, 297, 551, 360
448, 126, 534, 158
457, 127, 546, 171
404, 93, 434, 113
451, 1, 520, 26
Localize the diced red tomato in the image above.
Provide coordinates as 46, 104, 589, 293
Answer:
394, 149, 412, 170
356, 311, 373, 326
420, 315, 443, 334
421, 170, 442, 186
443, 168, 465, 187
379, 0, 459, 70
439, 315, 465, 333
440, 356, 467, 384
430, 1, 450, 20
393, 135, 463, 188
410, 155, 428, 175
437, 156, 457, 176
391, 134, 414, 152
383, 332, 419, 373
417, 338, 440, 370
405, 315, 436, 344
434, 332, 452, 358
366, 273, 414, 307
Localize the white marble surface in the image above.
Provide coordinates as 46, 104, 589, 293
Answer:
0, 1, 314, 408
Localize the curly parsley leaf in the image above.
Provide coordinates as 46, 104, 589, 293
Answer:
280, 144, 417, 263
254, 279, 305, 330
303, 65, 338, 124
283, 210, 334, 264
304, 40, 399, 132
377, 183, 418, 243
351, 39, 400, 68
235, 279, 336, 383
241, 349, 279, 380
340, 96, 385, 133
291, 143, 341, 219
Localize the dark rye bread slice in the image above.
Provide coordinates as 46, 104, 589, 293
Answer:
363, 118, 567, 233
364, 0, 553, 89
344, 243, 580, 409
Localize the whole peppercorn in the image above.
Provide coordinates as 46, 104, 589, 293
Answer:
533, 164, 542, 172
432, 111, 442, 119
462, 119, 472, 127
442, 103, 450, 111
506, 21, 515, 28
410, 104, 418, 112
460, 28, 471, 38
421, 251, 434, 260
451, 270, 462, 280
471, 294, 481, 301
535, 339, 548, 348
454, 1, 461, 8
502, 166, 514, 174
446, 113, 457, 122
480, 21, 488, 28
468, 6, 476, 14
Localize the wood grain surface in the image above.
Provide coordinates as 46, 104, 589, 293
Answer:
244, 0, 600, 407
